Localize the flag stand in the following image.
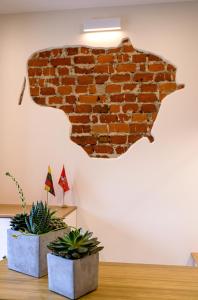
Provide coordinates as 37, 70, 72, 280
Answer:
60, 190, 68, 208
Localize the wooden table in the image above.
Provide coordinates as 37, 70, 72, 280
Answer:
1, 260, 198, 300
0, 204, 76, 219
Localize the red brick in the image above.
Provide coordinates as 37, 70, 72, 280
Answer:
110, 105, 120, 113
71, 136, 97, 145
122, 104, 139, 113
51, 48, 62, 56
123, 84, 137, 91
133, 54, 146, 63
94, 65, 109, 74
48, 97, 63, 104
72, 125, 91, 133
100, 115, 118, 123
69, 115, 90, 124
77, 76, 93, 85
74, 55, 95, 64
130, 123, 148, 133
111, 74, 130, 82
41, 87, 55, 95
98, 136, 110, 143
167, 64, 176, 72
91, 115, 98, 123
30, 87, 39, 96
92, 125, 108, 134
58, 86, 72, 95
159, 83, 177, 93
75, 105, 92, 113
118, 114, 130, 122
58, 67, 69, 76
107, 47, 121, 54
29, 78, 37, 85
97, 55, 114, 63
128, 135, 142, 143
79, 95, 98, 103
67, 47, 78, 55
110, 94, 136, 103
43, 67, 56, 76
141, 104, 157, 112
28, 59, 48, 67
117, 54, 130, 62
106, 84, 121, 93
80, 47, 90, 54
66, 95, 77, 104
148, 63, 165, 72
109, 123, 130, 133
110, 136, 127, 144
94, 145, 113, 154
95, 75, 109, 84
33, 97, 46, 105
89, 85, 96, 94
83, 146, 94, 155
141, 84, 157, 92
116, 63, 136, 73
51, 58, 71, 66
74, 66, 94, 74
28, 68, 42, 76
39, 51, 51, 58
138, 93, 158, 102
92, 48, 106, 55
122, 45, 134, 53
132, 113, 147, 122
134, 73, 154, 82
148, 54, 162, 62
75, 86, 88, 93
38, 79, 45, 87
115, 146, 128, 154
61, 77, 76, 85
60, 105, 74, 113
93, 105, 109, 114
47, 78, 59, 85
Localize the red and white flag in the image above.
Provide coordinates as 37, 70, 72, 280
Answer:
58, 165, 70, 193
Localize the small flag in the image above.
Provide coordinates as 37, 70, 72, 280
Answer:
58, 165, 70, 193
45, 166, 55, 196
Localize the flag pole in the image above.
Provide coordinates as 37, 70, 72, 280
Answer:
47, 191, 48, 205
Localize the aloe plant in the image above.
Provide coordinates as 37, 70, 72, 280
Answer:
25, 201, 56, 234
10, 213, 28, 232
47, 228, 103, 259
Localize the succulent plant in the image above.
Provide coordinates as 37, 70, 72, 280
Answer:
50, 217, 67, 231
25, 201, 56, 235
5, 172, 27, 214
10, 213, 28, 232
47, 228, 103, 259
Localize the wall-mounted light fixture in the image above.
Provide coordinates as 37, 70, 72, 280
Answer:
83, 18, 121, 33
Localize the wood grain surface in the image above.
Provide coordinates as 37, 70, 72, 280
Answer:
0, 260, 198, 299
0, 204, 76, 218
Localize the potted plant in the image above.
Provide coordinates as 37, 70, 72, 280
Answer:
5, 172, 69, 277
47, 228, 103, 299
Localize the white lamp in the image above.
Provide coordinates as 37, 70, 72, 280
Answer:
83, 18, 121, 33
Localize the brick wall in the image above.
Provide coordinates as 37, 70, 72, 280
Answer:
28, 38, 184, 158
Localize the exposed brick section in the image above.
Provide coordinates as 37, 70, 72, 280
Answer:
28, 38, 184, 158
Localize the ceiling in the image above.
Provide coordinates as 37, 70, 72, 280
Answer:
0, 0, 195, 14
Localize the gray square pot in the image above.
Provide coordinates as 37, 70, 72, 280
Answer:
47, 252, 99, 299
7, 228, 69, 277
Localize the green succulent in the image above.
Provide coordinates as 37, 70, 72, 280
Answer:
50, 217, 68, 231
10, 213, 28, 232
25, 201, 56, 234
47, 228, 103, 260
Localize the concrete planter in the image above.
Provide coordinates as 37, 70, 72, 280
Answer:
47, 252, 99, 299
7, 228, 69, 277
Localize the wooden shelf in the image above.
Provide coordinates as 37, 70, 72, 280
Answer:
0, 204, 76, 218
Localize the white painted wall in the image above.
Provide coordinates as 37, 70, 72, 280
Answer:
0, 2, 198, 265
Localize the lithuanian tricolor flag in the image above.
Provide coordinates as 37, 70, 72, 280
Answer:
45, 166, 55, 196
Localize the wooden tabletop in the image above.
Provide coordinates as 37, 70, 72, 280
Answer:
1, 260, 198, 299
0, 204, 76, 218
